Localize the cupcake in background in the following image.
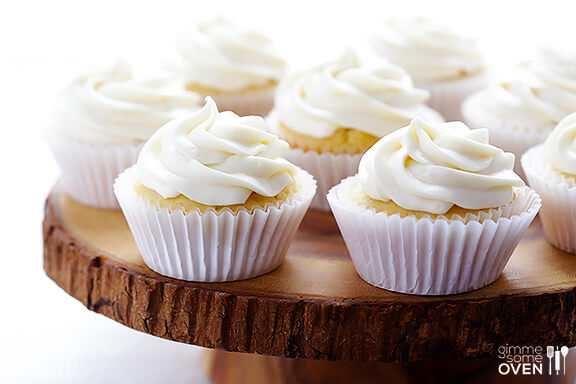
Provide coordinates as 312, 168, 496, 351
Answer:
463, 46, 576, 179
522, 112, 576, 253
268, 49, 443, 211
46, 59, 201, 209
369, 16, 488, 121
114, 97, 316, 282
328, 119, 540, 295
167, 16, 286, 117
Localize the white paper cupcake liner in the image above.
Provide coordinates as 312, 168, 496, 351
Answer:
522, 145, 576, 253
209, 86, 275, 117
462, 93, 553, 180
46, 135, 143, 209
417, 70, 489, 122
114, 166, 316, 282
282, 148, 362, 211
327, 176, 541, 295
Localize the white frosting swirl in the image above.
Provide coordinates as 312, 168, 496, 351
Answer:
545, 112, 576, 175
51, 60, 202, 145
370, 17, 484, 82
137, 97, 295, 206
473, 48, 576, 128
275, 49, 438, 139
359, 119, 524, 214
173, 16, 286, 91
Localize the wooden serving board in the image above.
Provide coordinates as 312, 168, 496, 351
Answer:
43, 184, 576, 364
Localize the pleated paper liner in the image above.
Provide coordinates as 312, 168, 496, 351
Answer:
282, 148, 362, 211
114, 166, 316, 282
523, 145, 576, 254
327, 176, 541, 295
46, 134, 143, 209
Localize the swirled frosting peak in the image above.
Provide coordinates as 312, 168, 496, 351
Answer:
137, 97, 295, 206
370, 17, 484, 82
545, 112, 576, 175
173, 16, 286, 91
51, 59, 202, 145
275, 49, 435, 139
359, 119, 524, 214
473, 46, 576, 128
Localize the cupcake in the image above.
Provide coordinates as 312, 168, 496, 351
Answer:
327, 119, 541, 295
462, 46, 576, 178
46, 60, 201, 209
369, 16, 488, 121
168, 16, 286, 117
268, 49, 443, 211
522, 112, 576, 253
114, 97, 316, 282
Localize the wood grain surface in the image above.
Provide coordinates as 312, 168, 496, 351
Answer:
43, 185, 576, 362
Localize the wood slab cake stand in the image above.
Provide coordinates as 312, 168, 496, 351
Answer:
43, 185, 576, 384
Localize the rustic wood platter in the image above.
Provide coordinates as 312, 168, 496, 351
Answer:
43, 184, 576, 365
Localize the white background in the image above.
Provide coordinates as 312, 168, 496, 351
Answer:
1, 0, 575, 382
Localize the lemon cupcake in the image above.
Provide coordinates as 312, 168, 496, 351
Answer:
328, 119, 541, 295
522, 112, 576, 253
369, 16, 488, 121
114, 97, 316, 282
168, 16, 286, 117
46, 60, 201, 209
462, 46, 576, 179
268, 49, 443, 211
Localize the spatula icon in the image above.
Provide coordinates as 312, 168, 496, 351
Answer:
547, 346, 555, 375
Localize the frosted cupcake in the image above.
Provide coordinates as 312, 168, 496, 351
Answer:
370, 16, 487, 121
114, 97, 316, 282
463, 46, 576, 178
268, 49, 443, 211
522, 112, 576, 253
46, 60, 201, 209
168, 16, 286, 117
328, 119, 541, 295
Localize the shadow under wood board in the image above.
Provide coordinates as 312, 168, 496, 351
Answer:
43, 184, 576, 382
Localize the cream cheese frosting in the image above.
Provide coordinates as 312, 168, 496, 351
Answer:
173, 16, 286, 92
472, 48, 576, 130
544, 112, 576, 175
370, 17, 484, 82
358, 119, 524, 214
51, 60, 202, 145
137, 97, 295, 206
275, 49, 439, 139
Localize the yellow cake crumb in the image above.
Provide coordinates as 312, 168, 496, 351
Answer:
554, 169, 576, 188
348, 184, 506, 223
134, 179, 302, 214
276, 122, 379, 155
432, 68, 484, 83
186, 80, 277, 96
